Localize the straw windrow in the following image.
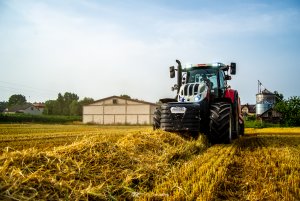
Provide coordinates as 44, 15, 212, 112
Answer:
0, 128, 209, 200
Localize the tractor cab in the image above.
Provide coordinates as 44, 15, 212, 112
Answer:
170, 62, 236, 103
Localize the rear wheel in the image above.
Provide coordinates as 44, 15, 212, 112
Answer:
239, 122, 245, 136
153, 107, 161, 130
232, 104, 239, 139
209, 102, 233, 144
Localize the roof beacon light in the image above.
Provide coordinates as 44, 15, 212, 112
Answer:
185, 64, 193, 68
185, 62, 225, 68
212, 63, 220, 67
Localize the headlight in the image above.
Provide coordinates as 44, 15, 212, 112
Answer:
179, 95, 185, 102
194, 95, 202, 102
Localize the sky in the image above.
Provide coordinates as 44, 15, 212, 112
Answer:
0, 0, 300, 104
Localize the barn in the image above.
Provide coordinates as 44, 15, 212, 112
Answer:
82, 96, 158, 125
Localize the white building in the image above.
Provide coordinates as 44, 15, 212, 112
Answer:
83, 96, 157, 125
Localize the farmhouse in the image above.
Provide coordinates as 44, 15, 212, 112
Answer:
4, 103, 45, 115
257, 107, 282, 124
83, 96, 158, 125
241, 104, 256, 117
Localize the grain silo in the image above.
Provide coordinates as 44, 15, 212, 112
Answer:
256, 80, 276, 115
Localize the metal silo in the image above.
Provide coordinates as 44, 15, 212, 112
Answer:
256, 81, 276, 115
256, 103, 273, 115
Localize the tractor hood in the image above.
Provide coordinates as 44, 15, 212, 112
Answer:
177, 82, 209, 103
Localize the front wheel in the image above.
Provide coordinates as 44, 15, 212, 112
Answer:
209, 102, 233, 144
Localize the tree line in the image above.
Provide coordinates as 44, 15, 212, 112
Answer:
0, 93, 94, 116
43, 92, 94, 116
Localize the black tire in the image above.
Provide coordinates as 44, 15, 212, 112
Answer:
239, 122, 245, 136
232, 103, 239, 139
209, 102, 233, 144
153, 108, 161, 130
159, 103, 200, 132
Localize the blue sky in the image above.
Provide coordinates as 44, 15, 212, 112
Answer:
0, 0, 300, 104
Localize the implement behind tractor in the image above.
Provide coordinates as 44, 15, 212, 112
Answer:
153, 60, 244, 143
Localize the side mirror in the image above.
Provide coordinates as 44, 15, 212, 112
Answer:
225, 75, 232, 80
171, 84, 178, 91
230, 63, 236, 75
170, 66, 175, 78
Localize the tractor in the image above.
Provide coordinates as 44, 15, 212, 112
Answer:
153, 60, 244, 143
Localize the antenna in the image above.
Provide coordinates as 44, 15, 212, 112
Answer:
258, 80, 273, 94
258, 80, 262, 93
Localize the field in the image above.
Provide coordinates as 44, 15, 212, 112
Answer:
0, 124, 299, 200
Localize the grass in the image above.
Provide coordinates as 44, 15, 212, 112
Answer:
0, 125, 299, 200
244, 119, 281, 128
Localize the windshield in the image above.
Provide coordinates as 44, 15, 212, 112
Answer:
185, 68, 218, 88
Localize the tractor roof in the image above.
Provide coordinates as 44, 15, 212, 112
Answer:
184, 62, 227, 70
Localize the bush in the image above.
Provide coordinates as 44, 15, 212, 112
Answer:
275, 96, 300, 126
0, 114, 81, 124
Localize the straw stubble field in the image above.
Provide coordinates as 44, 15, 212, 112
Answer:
0, 124, 299, 200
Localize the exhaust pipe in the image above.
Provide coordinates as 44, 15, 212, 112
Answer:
176, 60, 182, 94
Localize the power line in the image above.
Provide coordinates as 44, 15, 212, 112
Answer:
0, 80, 57, 95
0, 80, 59, 102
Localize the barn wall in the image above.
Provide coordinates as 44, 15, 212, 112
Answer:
104, 105, 126, 115
104, 115, 115, 124
84, 106, 103, 114
127, 105, 149, 114
126, 115, 138, 124
83, 97, 157, 125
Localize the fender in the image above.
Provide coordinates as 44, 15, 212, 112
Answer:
224, 89, 236, 104
225, 89, 244, 126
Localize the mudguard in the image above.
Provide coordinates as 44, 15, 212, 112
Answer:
224, 89, 236, 104
225, 89, 244, 124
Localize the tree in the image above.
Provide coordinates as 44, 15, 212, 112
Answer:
120, 94, 131, 99
8, 94, 26, 106
274, 91, 284, 103
44, 100, 64, 115
56, 93, 64, 114
44, 93, 93, 116
43, 100, 56, 115
275, 96, 300, 126
61, 92, 79, 115
64, 92, 79, 104
79, 97, 94, 105
49, 92, 80, 115
69, 100, 79, 116
0, 101, 8, 112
